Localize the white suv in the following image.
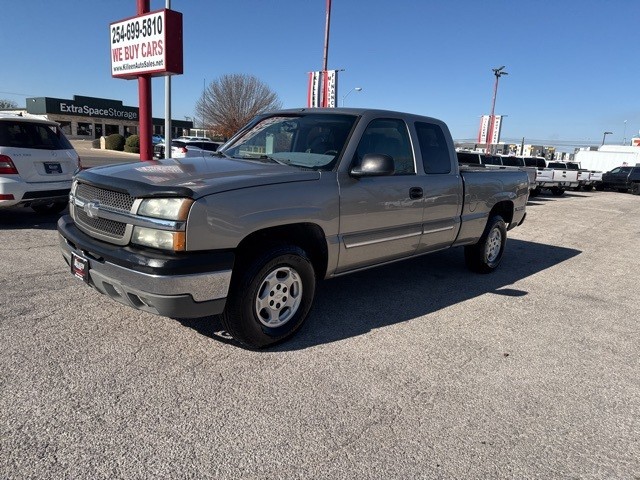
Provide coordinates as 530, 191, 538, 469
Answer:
0, 113, 80, 213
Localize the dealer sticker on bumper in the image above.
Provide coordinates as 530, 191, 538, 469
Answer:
71, 252, 89, 283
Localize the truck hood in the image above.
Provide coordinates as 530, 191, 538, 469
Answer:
76, 156, 321, 198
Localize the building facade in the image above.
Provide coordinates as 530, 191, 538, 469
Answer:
24, 95, 192, 140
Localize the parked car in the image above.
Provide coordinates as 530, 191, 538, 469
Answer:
0, 113, 80, 213
176, 135, 212, 142
59, 108, 528, 348
153, 140, 221, 159
151, 134, 164, 144
596, 166, 640, 194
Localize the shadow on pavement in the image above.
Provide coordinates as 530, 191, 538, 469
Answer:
0, 207, 65, 231
178, 239, 581, 350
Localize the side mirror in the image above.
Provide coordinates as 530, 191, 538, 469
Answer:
350, 153, 395, 177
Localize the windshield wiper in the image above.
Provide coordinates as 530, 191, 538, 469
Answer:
258, 155, 291, 165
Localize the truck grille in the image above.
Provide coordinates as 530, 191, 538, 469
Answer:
73, 182, 135, 244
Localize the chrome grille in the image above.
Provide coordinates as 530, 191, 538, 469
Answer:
76, 208, 127, 238
76, 183, 134, 212
73, 182, 135, 245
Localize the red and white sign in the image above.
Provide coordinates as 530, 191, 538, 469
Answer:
110, 9, 183, 79
489, 115, 503, 144
478, 115, 491, 143
325, 70, 339, 108
307, 72, 321, 108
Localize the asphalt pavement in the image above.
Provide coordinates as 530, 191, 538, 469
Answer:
1, 189, 639, 479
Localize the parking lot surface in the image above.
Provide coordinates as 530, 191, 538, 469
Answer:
1, 190, 639, 479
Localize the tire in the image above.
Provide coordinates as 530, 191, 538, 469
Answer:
595, 183, 605, 191
551, 187, 565, 196
31, 201, 68, 214
221, 245, 316, 348
529, 187, 540, 198
464, 215, 507, 274
582, 185, 593, 192
631, 183, 640, 195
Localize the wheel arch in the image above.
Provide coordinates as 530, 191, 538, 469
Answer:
489, 200, 514, 225
234, 223, 328, 279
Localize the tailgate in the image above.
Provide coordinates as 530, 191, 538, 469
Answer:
9, 147, 78, 183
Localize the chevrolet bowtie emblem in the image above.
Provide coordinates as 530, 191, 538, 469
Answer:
84, 201, 100, 219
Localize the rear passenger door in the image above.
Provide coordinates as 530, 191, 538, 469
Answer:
413, 121, 463, 253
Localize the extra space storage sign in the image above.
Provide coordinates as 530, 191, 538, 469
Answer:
110, 9, 183, 79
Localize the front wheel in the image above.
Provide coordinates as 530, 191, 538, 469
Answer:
221, 245, 316, 348
631, 183, 640, 195
464, 215, 507, 274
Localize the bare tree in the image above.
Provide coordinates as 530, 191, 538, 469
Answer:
195, 74, 282, 139
0, 99, 18, 109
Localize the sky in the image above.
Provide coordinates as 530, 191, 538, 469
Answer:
1, 0, 639, 149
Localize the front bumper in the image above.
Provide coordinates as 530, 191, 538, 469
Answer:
58, 215, 233, 318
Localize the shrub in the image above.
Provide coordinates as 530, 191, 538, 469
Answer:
124, 134, 140, 153
105, 133, 125, 151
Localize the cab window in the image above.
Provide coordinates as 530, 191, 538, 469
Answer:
415, 122, 451, 174
353, 118, 415, 175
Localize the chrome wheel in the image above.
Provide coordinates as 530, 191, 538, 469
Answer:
254, 266, 303, 328
485, 227, 503, 264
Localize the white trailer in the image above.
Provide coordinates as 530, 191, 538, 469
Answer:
573, 146, 640, 173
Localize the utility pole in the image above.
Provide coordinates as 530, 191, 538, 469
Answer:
321, 0, 332, 107
487, 66, 508, 154
137, 0, 152, 160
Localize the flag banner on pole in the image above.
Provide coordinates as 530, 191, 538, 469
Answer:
489, 115, 502, 144
325, 70, 339, 108
478, 115, 491, 143
307, 72, 321, 108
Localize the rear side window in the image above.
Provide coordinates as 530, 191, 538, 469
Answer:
199, 142, 220, 152
501, 156, 523, 167
484, 155, 502, 165
415, 122, 450, 174
457, 152, 480, 164
0, 121, 73, 150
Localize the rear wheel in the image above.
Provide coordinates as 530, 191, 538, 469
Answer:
595, 183, 605, 191
31, 201, 68, 214
551, 187, 565, 196
221, 245, 316, 349
529, 187, 540, 198
464, 215, 507, 274
582, 185, 594, 192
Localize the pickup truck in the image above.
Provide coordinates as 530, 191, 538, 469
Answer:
456, 151, 536, 192
595, 165, 640, 194
58, 108, 528, 348
535, 161, 579, 196
548, 161, 597, 191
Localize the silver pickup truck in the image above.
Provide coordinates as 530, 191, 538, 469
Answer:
58, 108, 528, 348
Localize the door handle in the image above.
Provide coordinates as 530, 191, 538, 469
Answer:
409, 187, 423, 199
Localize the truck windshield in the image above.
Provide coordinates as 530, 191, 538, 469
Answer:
221, 113, 358, 171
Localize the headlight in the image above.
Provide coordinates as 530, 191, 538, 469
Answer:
137, 198, 193, 220
132, 227, 186, 251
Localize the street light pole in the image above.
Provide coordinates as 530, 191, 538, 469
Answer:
623, 120, 627, 145
487, 66, 508, 154
342, 87, 362, 106
602, 131, 613, 146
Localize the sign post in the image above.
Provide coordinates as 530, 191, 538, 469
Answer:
110, 2, 183, 160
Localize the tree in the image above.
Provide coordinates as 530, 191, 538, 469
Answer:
0, 99, 18, 109
195, 74, 282, 139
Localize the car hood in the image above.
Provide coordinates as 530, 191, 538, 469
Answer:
77, 156, 321, 198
